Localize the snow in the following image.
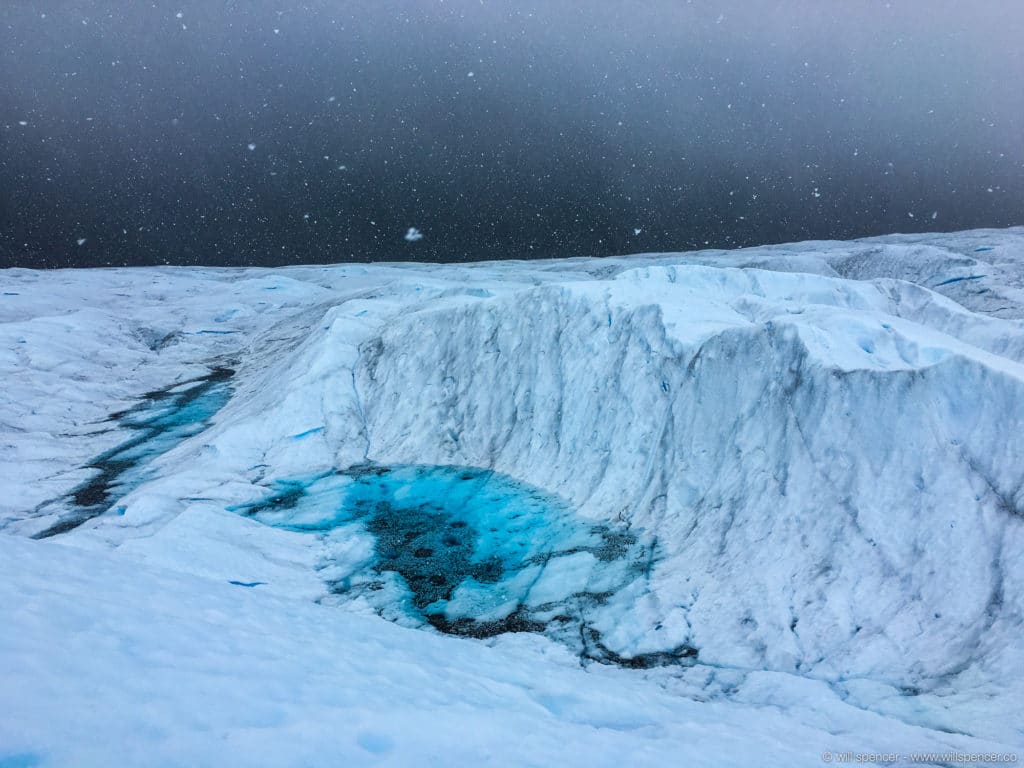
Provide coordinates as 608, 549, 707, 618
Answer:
6, 531, 987, 768
2, 227, 1024, 766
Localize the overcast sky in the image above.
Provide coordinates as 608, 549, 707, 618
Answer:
2, 0, 1022, 267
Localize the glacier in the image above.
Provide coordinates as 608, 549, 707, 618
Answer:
1, 228, 1023, 766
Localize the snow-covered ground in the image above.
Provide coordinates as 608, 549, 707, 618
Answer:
2, 228, 1023, 767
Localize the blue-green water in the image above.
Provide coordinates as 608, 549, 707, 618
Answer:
34, 367, 234, 538
236, 464, 696, 666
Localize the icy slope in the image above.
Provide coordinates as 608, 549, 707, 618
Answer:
2, 227, 1023, 765
5, 533, 1014, 768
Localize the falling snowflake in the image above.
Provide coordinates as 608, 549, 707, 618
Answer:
404, 227, 424, 242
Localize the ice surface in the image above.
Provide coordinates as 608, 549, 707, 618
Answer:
2, 228, 1024, 765
26, 367, 234, 538
234, 464, 676, 665
8, 532, 1014, 768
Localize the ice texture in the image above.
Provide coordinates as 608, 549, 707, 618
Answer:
2, 228, 1024, 765
234, 464, 676, 665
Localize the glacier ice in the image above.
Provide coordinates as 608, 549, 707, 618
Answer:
233, 464, 686, 666
29, 366, 234, 539
1, 227, 1023, 765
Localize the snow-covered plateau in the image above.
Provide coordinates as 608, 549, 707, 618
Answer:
2, 228, 1023, 767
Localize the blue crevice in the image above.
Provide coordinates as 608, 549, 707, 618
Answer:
934, 274, 986, 287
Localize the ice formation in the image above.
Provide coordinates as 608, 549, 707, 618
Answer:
1, 228, 1023, 766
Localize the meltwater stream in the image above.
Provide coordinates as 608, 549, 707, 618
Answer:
236, 464, 698, 668
32, 367, 234, 538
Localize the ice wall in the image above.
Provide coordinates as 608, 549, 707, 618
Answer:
344, 266, 1024, 692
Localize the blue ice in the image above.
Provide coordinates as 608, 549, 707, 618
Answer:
236, 465, 656, 656
34, 369, 233, 538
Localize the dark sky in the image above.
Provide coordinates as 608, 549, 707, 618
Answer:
2, 0, 1022, 267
